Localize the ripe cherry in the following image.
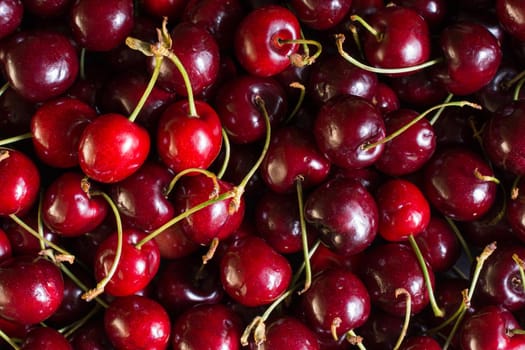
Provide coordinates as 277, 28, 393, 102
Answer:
290, 0, 352, 30
19, 327, 72, 350
249, 316, 320, 350
0, 0, 22, 39
496, 0, 525, 42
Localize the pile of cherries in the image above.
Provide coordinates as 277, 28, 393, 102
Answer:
2, 0, 525, 349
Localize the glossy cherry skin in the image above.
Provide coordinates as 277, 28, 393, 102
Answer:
214, 74, 288, 144
104, 295, 171, 350
42, 172, 108, 237
0, 0, 23, 39
290, 0, 352, 30
234, 5, 301, 77
2, 30, 79, 102
497, 0, 525, 41
508, 177, 525, 239
171, 174, 245, 246
423, 147, 498, 221
31, 97, 98, 168
391, 0, 447, 29
399, 336, 442, 350
94, 228, 160, 296
220, 235, 292, 307
389, 68, 448, 108
78, 113, 151, 183
3, 212, 60, 256
21, 0, 71, 17
483, 100, 525, 176
20, 327, 72, 350
372, 82, 400, 115
0, 256, 64, 325
70, 0, 134, 51
0, 148, 40, 216
152, 221, 200, 259
300, 268, 371, 338
110, 161, 175, 232
304, 177, 378, 257
375, 108, 436, 176
260, 126, 331, 193
376, 179, 430, 242
362, 6, 431, 70
171, 304, 242, 350
0, 229, 12, 263
436, 21, 502, 95
157, 100, 222, 174
359, 243, 434, 316
0, 89, 36, 139
314, 95, 386, 170
249, 316, 320, 350
355, 308, 406, 350
69, 318, 115, 350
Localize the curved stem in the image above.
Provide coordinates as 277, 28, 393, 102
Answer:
513, 254, 525, 293
165, 51, 197, 117
505, 70, 525, 90
296, 177, 312, 294
346, 329, 367, 350
514, 77, 525, 101
0, 132, 33, 147
0, 329, 19, 350
362, 100, 481, 151
408, 235, 444, 317
216, 129, 231, 180
279, 38, 322, 67
128, 54, 163, 123
336, 33, 442, 75
350, 14, 380, 40
0, 82, 9, 98
393, 288, 412, 350
62, 303, 102, 339
165, 168, 218, 197
285, 82, 305, 124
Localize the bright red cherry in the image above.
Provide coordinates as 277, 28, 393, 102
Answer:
249, 316, 320, 350
289, 0, 352, 30
20, 327, 72, 350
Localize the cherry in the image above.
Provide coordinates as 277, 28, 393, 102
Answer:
151, 221, 200, 259
249, 316, 320, 350
0, 89, 36, 139
399, 335, 442, 350
220, 235, 292, 307
171, 303, 242, 350
78, 113, 151, 183
3, 212, 60, 256
496, 0, 525, 42
22, 0, 71, 17
0, 256, 64, 325
214, 74, 288, 144
41, 172, 109, 237
289, 0, 352, 30
2, 30, 79, 102
69, 318, 115, 350
0, 228, 12, 262
356, 308, 406, 350
0, 0, 22, 39
69, 0, 134, 51
20, 327, 72, 350
389, 68, 449, 108
304, 177, 378, 257
156, 100, 222, 174
314, 95, 386, 170
104, 295, 171, 350
0, 148, 40, 216
423, 147, 498, 221
391, 0, 447, 29
372, 82, 401, 115
300, 267, 371, 338
140, 0, 186, 20
234, 4, 301, 77
31, 97, 98, 168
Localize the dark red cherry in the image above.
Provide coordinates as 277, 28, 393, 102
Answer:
152, 21, 220, 96
31, 97, 98, 168
109, 161, 174, 232
141, 0, 186, 20
361, 5, 431, 70
423, 147, 498, 221
355, 308, 405, 350
0, 0, 23, 39
289, 0, 352, 30
94, 228, 160, 296
260, 126, 331, 193
436, 21, 502, 95
152, 221, 200, 259
20, 327, 72, 350
304, 177, 378, 257
220, 235, 292, 307
508, 177, 525, 240
375, 108, 436, 176
156, 100, 222, 174
359, 243, 434, 316
497, 0, 525, 41
78, 113, 151, 183
300, 268, 371, 338
249, 316, 320, 350
234, 5, 301, 77
389, 68, 449, 108
42, 172, 108, 237
391, 0, 447, 29
314, 95, 386, 170
0, 89, 36, 139
104, 295, 171, 350
69, 318, 115, 350
399, 335, 442, 350
214, 74, 288, 144
2, 30, 79, 102
70, 0, 134, 51
372, 82, 400, 115
3, 212, 60, 256
0, 256, 64, 325
171, 304, 242, 350
0, 148, 40, 216
22, 0, 71, 17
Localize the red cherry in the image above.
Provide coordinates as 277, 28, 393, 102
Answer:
290, 0, 352, 30
20, 327, 72, 350
249, 316, 320, 350
0, 0, 23, 39
78, 113, 151, 183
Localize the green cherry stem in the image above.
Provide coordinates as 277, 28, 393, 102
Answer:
279, 38, 323, 67
346, 329, 367, 350
0, 132, 33, 147
79, 48, 86, 80
164, 167, 219, 197
62, 303, 103, 339
165, 50, 197, 117
296, 176, 312, 294
429, 93, 454, 125
216, 128, 231, 180
127, 54, 163, 123
60, 264, 109, 308
350, 14, 381, 40
0, 82, 9, 98
444, 216, 474, 264
0, 328, 19, 350
285, 82, 306, 124
408, 234, 444, 317
393, 288, 412, 350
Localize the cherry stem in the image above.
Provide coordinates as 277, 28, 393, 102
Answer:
81, 185, 123, 302
505, 70, 525, 90
230, 96, 272, 212
285, 82, 306, 124
36, 194, 46, 252
512, 253, 525, 294
350, 14, 381, 40
408, 235, 444, 318
8, 214, 75, 259
279, 38, 323, 67
336, 33, 442, 75
348, 23, 364, 58
62, 303, 103, 339
512, 176, 522, 200
59, 264, 108, 308
393, 288, 412, 350
79, 47, 86, 80
514, 76, 525, 101
128, 54, 163, 123
295, 177, 312, 294
135, 191, 235, 249
361, 100, 481, 151
165, 167, 219, 197
473, 168, 500, 184
346, 329, 367, 350
165, 51, 197, 117
0, 328, 19, 350
429, 93, 454, 125
202, 237, 219, 265
444, 216, 473, 264
0, 132, 32, 147
216, 128, 231, 180
0, 82, 9, 98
